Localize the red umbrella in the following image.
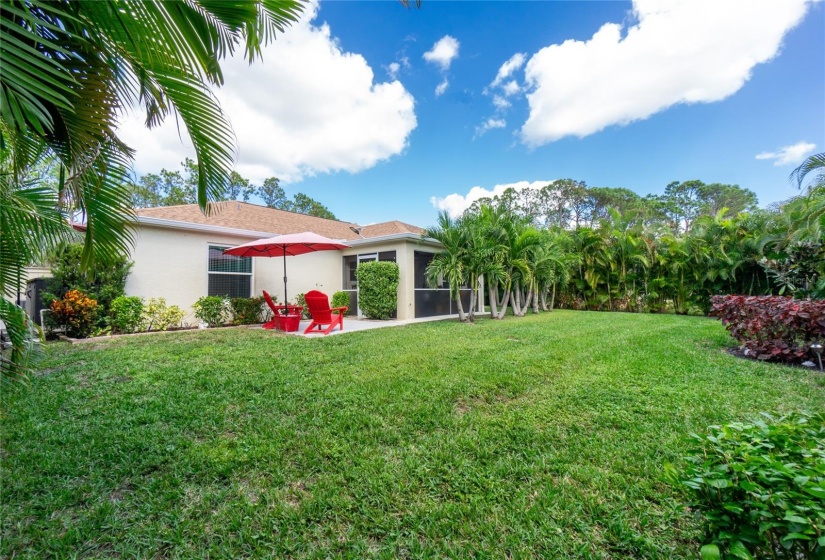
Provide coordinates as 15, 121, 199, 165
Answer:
224, 232, 350, 314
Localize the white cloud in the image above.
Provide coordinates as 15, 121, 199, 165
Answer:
501, 80, 520, 97
491, 53, 527, 87
117, 2, 417, 183
474, 118, 506, 139
385, 56, 410, 80
423, 35, 460, 71
434, 79, 449, 97
387, 62, 401, 79
492, 95, 511, 110
431, 180, 551, 217
756, 141, 816, 166
521, 0, 816, 146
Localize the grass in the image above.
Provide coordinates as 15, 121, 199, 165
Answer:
2, 311, 824, 558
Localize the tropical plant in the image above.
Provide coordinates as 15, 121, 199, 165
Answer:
669, 412, 825, 560
0, 0, 304, 380
49, 289, 98, 338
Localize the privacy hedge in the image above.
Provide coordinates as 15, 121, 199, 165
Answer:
356, 261, 398, 320
710, 295, 825, 364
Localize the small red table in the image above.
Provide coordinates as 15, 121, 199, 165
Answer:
263, 305, 304, 332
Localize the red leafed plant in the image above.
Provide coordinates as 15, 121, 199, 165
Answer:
710, 295, 825, 363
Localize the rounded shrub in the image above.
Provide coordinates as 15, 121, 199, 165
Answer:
331, 291, 350, 311
109, 296, 143, 334
192, 296, 230, 327
356, 261, 398, 320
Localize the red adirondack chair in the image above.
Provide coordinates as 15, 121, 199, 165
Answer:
261, 290, 303, 330
303, 290, 348, 335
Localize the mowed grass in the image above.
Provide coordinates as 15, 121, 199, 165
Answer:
2, 311, 824, 559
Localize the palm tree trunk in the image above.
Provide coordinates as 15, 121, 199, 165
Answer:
496, 289, 511, 319
455, 291, 466, 322
550, 283, 556, 311
487, 278, 499, 318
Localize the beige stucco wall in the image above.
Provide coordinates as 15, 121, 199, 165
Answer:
125, 225, 341, 323
125, 225, 446, 323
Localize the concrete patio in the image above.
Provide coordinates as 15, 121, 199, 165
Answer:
284, 314, 461, 337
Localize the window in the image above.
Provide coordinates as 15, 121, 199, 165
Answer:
208, 246, 252, 298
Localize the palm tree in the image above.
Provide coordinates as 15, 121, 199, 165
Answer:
424, 212, 471, 322
790, 152, 825, 193
1, 0, 304, 381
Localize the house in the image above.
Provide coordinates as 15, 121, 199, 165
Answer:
127, 202, 476, 322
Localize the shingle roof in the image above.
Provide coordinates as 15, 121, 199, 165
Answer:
135, 202, 425, 240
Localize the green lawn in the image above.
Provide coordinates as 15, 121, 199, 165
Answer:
2, 311, 824, 558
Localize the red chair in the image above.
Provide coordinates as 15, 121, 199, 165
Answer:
262, 290, 281, 330
261, 290, 303, 330
303, 290, 348, 335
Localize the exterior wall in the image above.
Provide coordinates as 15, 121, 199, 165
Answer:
342, 241, 412, 319
126, 225, 340, 322
342, 240, 443, 321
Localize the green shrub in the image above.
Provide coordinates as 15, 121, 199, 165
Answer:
293, 293, 311, 318
193, 296, 230, 327
331, 291, 350, 312
141, 298, 185, 331
230, 296, 266, 325
43, 243, 132, 327
356, 261, 398, 320
49, 289, 98, 338
109, 296, 143, 334
668, 412, 825, 560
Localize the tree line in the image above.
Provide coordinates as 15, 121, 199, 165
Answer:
129, 158, 336, 219
426, 178, 825, 322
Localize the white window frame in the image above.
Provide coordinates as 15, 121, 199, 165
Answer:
206, 244, 254, 297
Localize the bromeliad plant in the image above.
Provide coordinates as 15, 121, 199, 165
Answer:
668, 412, 825, 560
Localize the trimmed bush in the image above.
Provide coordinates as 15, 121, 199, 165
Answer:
193, 296, 230, 327
50, 289, 98, 338
230, 296, 267, 325
141, 298, 184, 331
356, 261, 398, 320
331, 291, 350, 312
109, 296, 143, 334
710, 295, 825, 364
668, 412, 825, 560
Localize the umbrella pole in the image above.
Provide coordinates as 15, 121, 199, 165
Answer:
282, 248, 288, 315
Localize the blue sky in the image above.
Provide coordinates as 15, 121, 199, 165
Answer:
120, 0, 825, 228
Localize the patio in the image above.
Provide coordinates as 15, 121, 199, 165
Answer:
280, 313, 462, 337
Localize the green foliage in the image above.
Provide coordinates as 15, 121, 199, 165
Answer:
192, 296, 230, 327
356, 261, 399, 320
131, 162, 337, 219
141, 298, 184, 332
0, 0, 304, 378
109, 296, 144, 334
49, 290, 98, 338
42, 243, 132, 327
331, 291, 350, 311
229, 297, 267, 325
292, 293, 311, 319
669, 412, 825, 559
